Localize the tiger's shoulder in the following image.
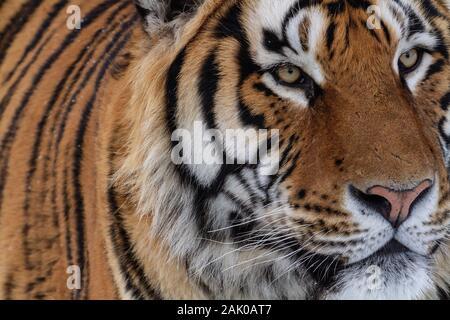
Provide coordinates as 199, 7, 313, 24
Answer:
0, 0, 144, 299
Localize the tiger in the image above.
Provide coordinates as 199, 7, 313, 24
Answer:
0, 0, 450, 300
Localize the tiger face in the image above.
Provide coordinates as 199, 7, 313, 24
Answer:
126, 0, 450, 299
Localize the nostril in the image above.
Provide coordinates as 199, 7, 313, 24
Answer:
350, 180, 434, 228
349, 185, 392, 219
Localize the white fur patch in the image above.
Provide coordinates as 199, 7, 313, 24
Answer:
325, 254, 433, 300
134, 0, 201, 38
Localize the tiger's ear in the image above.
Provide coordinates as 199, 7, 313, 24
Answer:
133, 0, 205, 37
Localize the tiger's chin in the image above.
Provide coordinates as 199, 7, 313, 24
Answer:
320, 250, 433, 300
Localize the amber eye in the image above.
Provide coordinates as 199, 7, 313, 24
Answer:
276, 64, 303, 84
398, 48, 423, 73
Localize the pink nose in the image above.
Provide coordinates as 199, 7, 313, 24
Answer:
368, 180, 433, 227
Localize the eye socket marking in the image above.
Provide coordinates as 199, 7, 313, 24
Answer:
398, 48, 425, 75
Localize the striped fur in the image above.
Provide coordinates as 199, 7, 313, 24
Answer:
1, 0, 450, 300
0, 0, 138, 299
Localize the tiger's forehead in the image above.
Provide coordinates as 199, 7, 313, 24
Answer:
239, 0, 441, 83
243, 0, 329, 84
242, 0, 437, 38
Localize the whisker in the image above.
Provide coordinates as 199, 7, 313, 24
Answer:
207, 205, 289, 233
222, 239, 299, 273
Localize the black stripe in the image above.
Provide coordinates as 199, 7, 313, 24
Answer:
49, 28, 114, 269
44, 14, 132, 298
423, 59, 445, 82
107, 144, 161, 299
221, 3, 266, 129
3, 273, 15, 300
215, 2, 242, 39
235, 173, 265, 206
391, 0, 422, 34
46, 6, 132, 291
3, 0, 69, 83
420, 0, 444, 18
441, 92, 450, 111
395, 0, 448, 59
0, 0, 126, 299
107, 186, 162, 300
0, 0, 118, 212
25, 259, 59, 299
62, 158, 74, 276
24, 28, 105, 214
71, 16, 136, 300
37, 2, 131, 208
263, 29, 287, 55
433, 30, 449, 60
327, 0, 346, 15
32, 6, 131, 298
347, 0, 371, 10
52, 0, 132, 149
165, 2, 261, 241
199, 49, 220, 129
166, 49, 186, 142
253, 82, 276, 98
238, 101, 265, 129
166, 48, 222, 188
227, 208, 258, 244
166, 46, 230, 236
437, 284, 450, 300
267, 136, 296, 191
281, 0, 321, 38
380, 20, 391, 45
366, 19, 381, 43
163, 3, 232, 192
134, 3, 152, 21
439, 117, 450, 146
278, 149, 302, 185
0, 31, 54, 119
0, 31, 54, 220
0, 0, 42, 65
0, 0, 6, 11
405, 6, 426, 37
326, 22, 336, 51
344, 25, 350, 49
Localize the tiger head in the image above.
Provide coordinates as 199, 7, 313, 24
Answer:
119, 0, 450, 299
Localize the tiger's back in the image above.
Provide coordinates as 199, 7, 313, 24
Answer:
0, 0, 138, 299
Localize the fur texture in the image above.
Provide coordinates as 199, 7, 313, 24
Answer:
0, 0, 450, 300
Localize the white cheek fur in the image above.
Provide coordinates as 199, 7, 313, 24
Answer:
325, 255, 433, 300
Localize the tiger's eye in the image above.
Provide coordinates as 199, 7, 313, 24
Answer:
399, 48, 420, 71
277, 65, 303, 84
